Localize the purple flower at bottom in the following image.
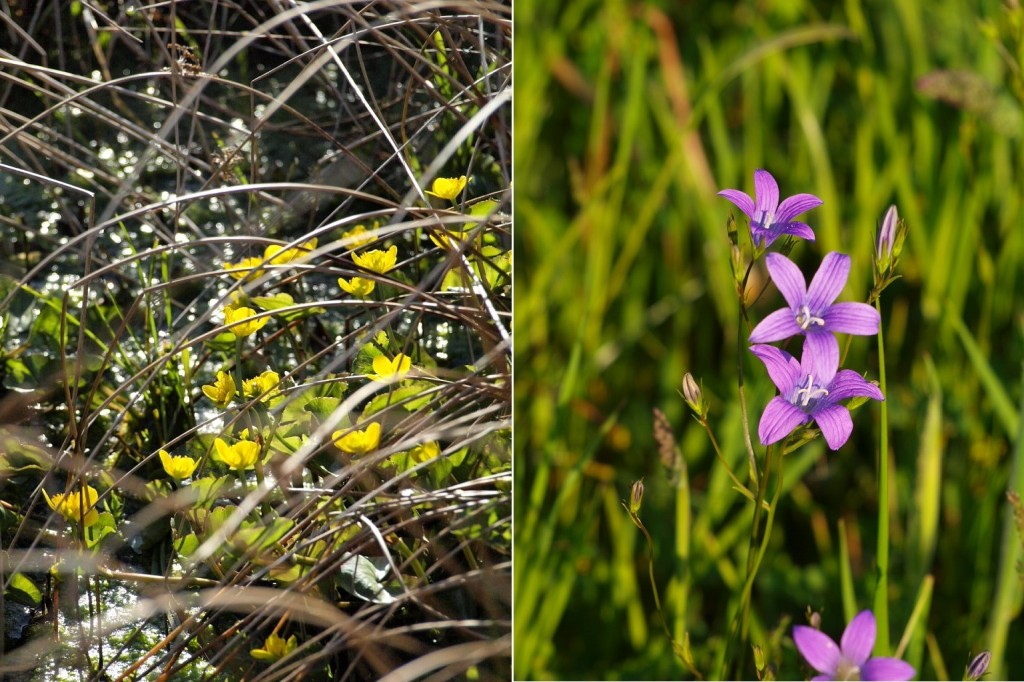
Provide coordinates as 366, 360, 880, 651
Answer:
750, 341, 884, 450
718, 169, 823, 247
794, 610, 915, 681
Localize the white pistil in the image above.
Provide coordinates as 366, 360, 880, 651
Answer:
793, 374, 829, 408
756, 209, 775, 229
796, 304, 825, 330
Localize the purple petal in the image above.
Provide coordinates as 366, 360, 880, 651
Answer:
823, 302, 880, 336
759, 398, 810, 445
806, 252, 850, 311
717, 189, 755, 219
793, 625, 840, 676
813, 404, 854, 450
750, 344, 800, 394
861, 657, 916, 681
829, 370, 885, 402
765, 252, 807, 308
803, 333, 840, 384
781, 221, 816, 241
749, 308, 802, 343
840, 611, 877, 665
776, 193, 823, 222
753, 169, 780, 215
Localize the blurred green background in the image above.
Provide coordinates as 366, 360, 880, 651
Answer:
513, 0, 1024, 679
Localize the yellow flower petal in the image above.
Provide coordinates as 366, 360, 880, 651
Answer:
159, 449, 199, 480
351, 246, 398, 275
368, 353, 412, 382
338, 276, 376, 299
251, 633, 298, 662
264, 238, 317, 266
224, 256, 265, 281
332, 422, 381, 455
214, 437, 259, 471
425, 175, 467, 202
224, 306, 268, 338
202, 371, 236, 408
242, 370, 280, 400
341, 224, 376, 248
46, 485, 100, 527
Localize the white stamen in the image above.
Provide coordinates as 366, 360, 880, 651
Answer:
796, 304, 825, 330
793, 374, 829, 408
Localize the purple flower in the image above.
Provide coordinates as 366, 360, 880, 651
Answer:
749, 252, 880, 372
793, 610, 915, 681
718, 169, 823, 247
750, 342, 884, 450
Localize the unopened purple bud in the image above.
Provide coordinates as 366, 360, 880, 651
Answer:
682, 373, 703, 415
628, 479, 645, 515
877, 205, 898, 267
965, 651, 990, 681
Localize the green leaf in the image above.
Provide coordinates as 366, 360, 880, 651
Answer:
5, 572, 42, 606
174, 532, 200, 558
362, 380, 435, 415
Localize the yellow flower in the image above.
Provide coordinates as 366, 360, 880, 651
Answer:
408, 441, 441, 463
428, 228, 470, 251
368, 353, 412, 382
159, 449, 198, 480
264, 238, 317, 266
224, 306, 268, 338
332, 422, 381, 456
250, 633, 298, 662
341, 224, 376, 248
224, 256, 265, 281
44, 485, 100, 527
242, 370, 280, 400
352, 246, 398, 275
425, 175, 467, 201
202, 371, 236, 407
337, 276, 376, 299
213, 437, 260, 471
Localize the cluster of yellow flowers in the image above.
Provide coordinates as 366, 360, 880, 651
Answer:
337, 223, 398, 300
223, 238, 317, 281
202, 369, 280, 407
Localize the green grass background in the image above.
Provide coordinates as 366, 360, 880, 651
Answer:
514, 0, 1024, 679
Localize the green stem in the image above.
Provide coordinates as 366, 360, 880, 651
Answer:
872, 297, 891, 655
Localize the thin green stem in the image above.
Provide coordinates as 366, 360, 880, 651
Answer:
872, 297, 891, 655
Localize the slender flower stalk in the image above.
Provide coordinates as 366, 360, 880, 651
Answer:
718, 169, 822, 248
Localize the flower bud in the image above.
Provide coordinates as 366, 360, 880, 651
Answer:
628, 479, 645, 515
965, 651, 990, 681
682, 373, 704, 416
877, 205, 898, 267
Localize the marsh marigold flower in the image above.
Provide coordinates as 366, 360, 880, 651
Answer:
202, 371, 236, 407
159, 449, 199, 480
718, 169, 822, 248
426, 175, 467, 202
265, 238, 317, 266
338, 276, 376, 299
250, 633, 298, 662
224, 256, 265, 281
332, 422, 381, 455
214, 437, 260, 471
750, 341, 884, 450
750, 252, 880, 372
794, 610, 914, 681
44, 485, 100, 527
342, 224, 376, 248
242, 370, 280, 400
368, 353, 411, 382
224, 306, 268, 338
352, 246, 398, 275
